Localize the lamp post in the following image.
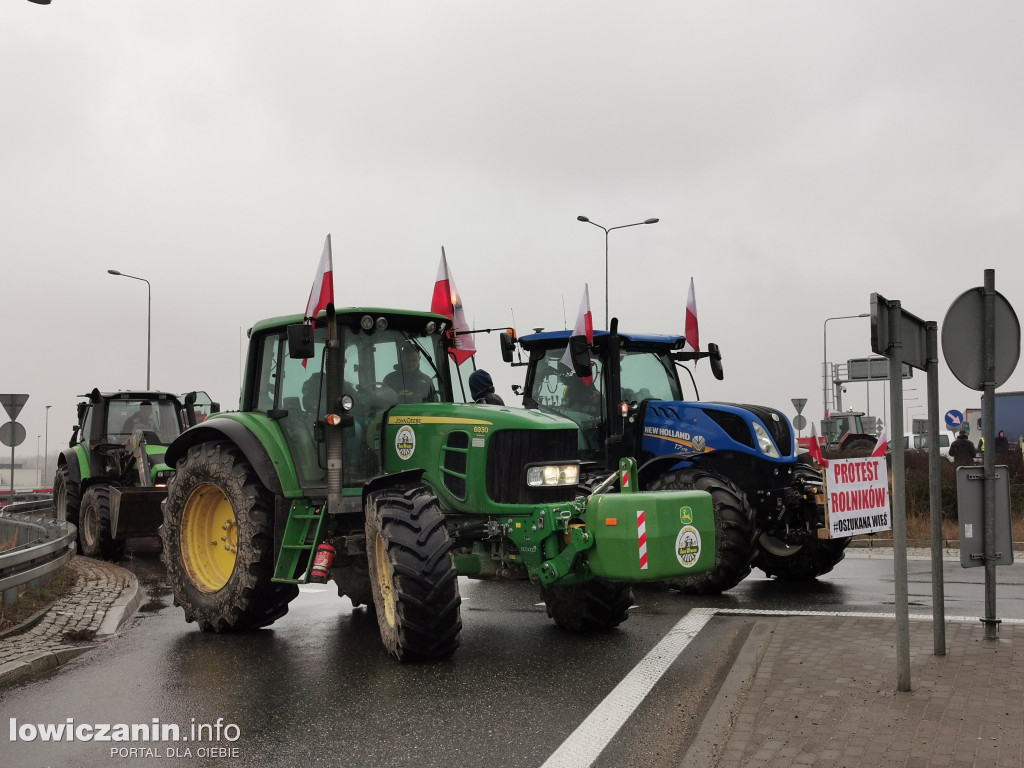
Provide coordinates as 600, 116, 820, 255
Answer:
576, 215, 659, 328
822, 313, 869, 419
108, 270, 151, 388
44, 404, 50, 486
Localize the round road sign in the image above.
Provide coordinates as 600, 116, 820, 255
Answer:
942, 287, 1020, 391
792, 414, 807, 431
0, 421, 26, 448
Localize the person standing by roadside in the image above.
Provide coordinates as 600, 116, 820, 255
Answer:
949, 430, 977, 466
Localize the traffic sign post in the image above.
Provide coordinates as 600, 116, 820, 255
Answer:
791, 398, 808, 435
942, 270, 1021, 642
871, 294, 942, 689
0, 393, 28, 498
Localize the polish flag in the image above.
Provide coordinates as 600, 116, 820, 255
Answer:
560, 284, 594, 384
807, 424, 829, 468
685, 277, 700, 355
431, 247, 476, 365
871, 425, 888, 457
305, 235, 334, 321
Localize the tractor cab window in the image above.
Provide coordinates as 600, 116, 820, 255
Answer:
104, 399, 182, 445
620, 349, 682, 404
528, 346, 605, 461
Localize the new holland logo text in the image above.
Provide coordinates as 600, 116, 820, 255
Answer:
395, 426, 416, 460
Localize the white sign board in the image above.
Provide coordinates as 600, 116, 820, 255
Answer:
825, 456, 891, 537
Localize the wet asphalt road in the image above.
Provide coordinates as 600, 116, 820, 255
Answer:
3, 549, 1023, 767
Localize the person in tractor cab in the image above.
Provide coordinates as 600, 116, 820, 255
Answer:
383, 342, 438, 403
123, 401, 157, 434
469, 369, 504, 405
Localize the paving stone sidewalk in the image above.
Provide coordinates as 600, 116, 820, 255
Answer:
0, 556, 139, 688
684, 614, 1024, 768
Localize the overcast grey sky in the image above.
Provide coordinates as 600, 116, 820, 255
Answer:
4, 1, 1023, 467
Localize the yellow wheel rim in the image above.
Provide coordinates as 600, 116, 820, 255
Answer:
181, 483, 237, 593
374, 533, 397, 628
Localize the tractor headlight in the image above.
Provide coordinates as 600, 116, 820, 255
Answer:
752, 423, 781, 459
526, 463, 580, 487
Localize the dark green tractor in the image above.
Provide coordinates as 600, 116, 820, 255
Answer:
54, 389, 216, 559
160, 307, 723, 661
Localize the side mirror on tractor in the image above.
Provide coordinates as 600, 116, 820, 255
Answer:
568, 335, 591, 378
287, 324, 315, 360
499, 331, 516, 364
708, 343, 724, 381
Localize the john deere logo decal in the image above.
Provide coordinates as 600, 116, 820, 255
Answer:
395, 426, 416, 460
675, 525, 702, 568
680, 506, 693, 525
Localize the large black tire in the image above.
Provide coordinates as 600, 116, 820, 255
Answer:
365, 484, 462, 661
650, 468, 757, 595
542, 578, 633, 633
53, 465, 81, 527
78, 485, 124, 561
756, 465, 851, 581
160, 441, 298, 632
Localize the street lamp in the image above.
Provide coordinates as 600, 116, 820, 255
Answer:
44, 404, 50, 486
577, 215, 659, 328
108, 269, 151, 388
822, 313, 869, 419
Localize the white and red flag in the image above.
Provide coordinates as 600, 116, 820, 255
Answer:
807, 424, 829, 468
685, 277, 700, 356
431, 247, 476, 365
560, 284, 594, 384
305, 234, 334, 321
871, 424, 888, 457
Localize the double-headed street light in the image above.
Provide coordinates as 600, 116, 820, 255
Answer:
107, 270, 151, 389
822, 313, 869, 419
577, 215, 659, 328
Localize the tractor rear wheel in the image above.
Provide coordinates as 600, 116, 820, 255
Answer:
756, 464, 851, 581
78, 485, 124, 560
650, 468, 757, 595
542, 578, 633, 632
161, 441, 298, 632
53, 465, 81, 527
365, 484, 461, 661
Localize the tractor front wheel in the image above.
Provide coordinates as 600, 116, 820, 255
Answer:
53, 465, 81, 527
78, 486, 124, 560
650, 468, 757, 595
365, 484, 461, 661
542, 578, 633, 632
161, 441, 298, 632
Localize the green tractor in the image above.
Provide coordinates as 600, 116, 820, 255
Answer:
53, 389, 217, 559
160, 307, 722, 661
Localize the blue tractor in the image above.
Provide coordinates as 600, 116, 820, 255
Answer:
501, 319, 850, 593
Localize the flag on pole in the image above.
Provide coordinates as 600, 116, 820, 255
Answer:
807, 424, 829, 468
685, 277, 699, 356
305, 234, 334, 321
431, 247, 476, 365
561, 284, 594, 384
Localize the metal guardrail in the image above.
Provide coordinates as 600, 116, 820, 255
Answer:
0, 500, 76, 604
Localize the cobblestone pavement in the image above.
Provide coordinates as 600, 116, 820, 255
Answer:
684, 615, 1023, 768
0, 556, 139, 688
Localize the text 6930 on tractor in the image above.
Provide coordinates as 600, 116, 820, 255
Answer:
160, 307, 724, 661
501, 319, 849, 594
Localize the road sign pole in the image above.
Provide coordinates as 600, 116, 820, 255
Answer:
982, 269, 999, 639
886, 300, 912, 692
926, 320, 945, 655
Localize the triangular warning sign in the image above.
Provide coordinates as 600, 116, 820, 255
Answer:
0, 394, 29, 422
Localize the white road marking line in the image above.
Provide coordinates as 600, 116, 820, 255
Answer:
540, 608, 716, 768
